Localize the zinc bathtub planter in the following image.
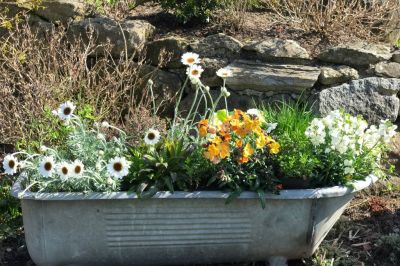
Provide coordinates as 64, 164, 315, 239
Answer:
12, 175, 377, 266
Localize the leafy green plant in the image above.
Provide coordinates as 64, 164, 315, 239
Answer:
157, 0, 224, 23
0, 174, 21, 240
262, 101, 319, 184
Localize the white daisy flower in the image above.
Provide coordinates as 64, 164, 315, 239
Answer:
71, 160, 84, 177
3, 155, 19, 175
216, 67, 233, 79
39, 156, 55, 177
57, 101, 76, 121
57, 162, 72, 182
144, 129, 161, 145
181, 52, 200, 66
107, 157, 130, 179
186, 65, 204, 80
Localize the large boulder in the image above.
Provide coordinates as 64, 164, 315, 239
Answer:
318, 66, 359, 85
225, 60, 321, 93
67, 18, 155, 58
318, 43, 392, 66
313, 77, 400, 123
393, 51, 400, 63
145, 36, 189, 68
242, 39, 310, 64
138, 65, 182, 115
27, 0, 87, 24
190, 33, 243, 59
374, 62, 400, 78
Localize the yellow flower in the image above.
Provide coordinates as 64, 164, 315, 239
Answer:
235, 139, 243, 148
204, 144, 219, 161
268, 141, 280, 155
243, 143, 255, 158
198, 119, 209, 137
219, 142, 230, 159
255, 134, 267, 149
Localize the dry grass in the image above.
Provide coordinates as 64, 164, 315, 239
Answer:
259, 0, 399, 42
0, 19, 166, 148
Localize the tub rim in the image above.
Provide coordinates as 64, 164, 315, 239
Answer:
11, 174, 378, 201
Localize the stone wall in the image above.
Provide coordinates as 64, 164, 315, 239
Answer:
1, 0, 400, 124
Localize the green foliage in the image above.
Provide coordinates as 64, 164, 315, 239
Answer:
16, 105, 95, 153
395, 39, 400, 48
124, 137, 210, 197
374, 234, 400, 265
157, 0, 224, 23
0, 175, 21, 240
262, 101, 319, 182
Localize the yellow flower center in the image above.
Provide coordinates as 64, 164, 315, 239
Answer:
187, 58, 195, 64
191, 69, 199, 76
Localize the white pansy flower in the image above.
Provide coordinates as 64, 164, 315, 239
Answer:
107, 156, 130, 179
181, 52, 200, 66
344, 167, 355, 175
216, 67, 233, 79
3, 155, 18, 175
144, 129, 161, 145
343, 159, 353, 166
39, 156, 55, 177
266, 123, 278, 133
57, 101, 76, 121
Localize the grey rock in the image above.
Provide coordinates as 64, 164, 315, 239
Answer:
139, 65, 181, 115
318, 42, 392, 66
29, 0, 87, 24
145, 36, 189, 68
314, 77, 400, 123
225, 60, 320, 93
199, 57, 229, 87
374, 62, 400, 78
190, 33, 242, 59
319, 66, 359, 85
67, 18, 155, 58
243, 39, 310, 63
392, 51, 400, 63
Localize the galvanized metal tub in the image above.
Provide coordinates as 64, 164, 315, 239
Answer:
12, 175, 377, 266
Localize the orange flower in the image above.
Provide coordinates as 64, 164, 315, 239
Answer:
268, 141, 280, 155
237, 156, 249, 164
219, 142, 230, 159
220, 132, 232, 142
198, 119, 209, 137
235, 139, 243, 148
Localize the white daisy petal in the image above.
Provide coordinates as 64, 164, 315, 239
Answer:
144, 129, 161, 145
39, 156, 55, 178
71, 160, 84, 177
181, 52, 200, 66
186, 65, 204, 80
3, 155, 19, 175
216, 67, 233, 78
57, 101, 76, 121
107, 156, 131, 179
57, 162, 72, 182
